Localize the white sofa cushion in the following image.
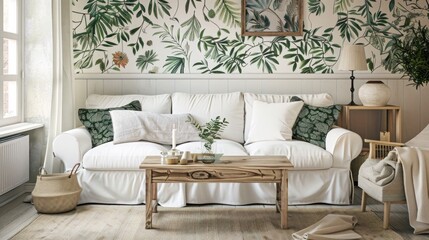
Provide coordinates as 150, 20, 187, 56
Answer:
243, 93, 334, 141
82, 141, 169, 170
172, 92, 245, 143
245, 140, 333, 169
110, 110, 199, 145
246, 100, 304, 144
86, 94, 171, 113
177, 139, 249, 156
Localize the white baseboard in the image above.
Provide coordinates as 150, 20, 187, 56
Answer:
0, 183, 35, 207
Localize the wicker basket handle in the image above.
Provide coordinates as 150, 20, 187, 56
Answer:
38, 167, 48, 176
69, 163, 81, 178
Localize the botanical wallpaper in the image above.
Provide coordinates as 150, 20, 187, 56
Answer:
244, 0, 301, 33
72, 0, 429, 74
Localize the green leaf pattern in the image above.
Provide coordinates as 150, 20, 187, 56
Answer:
78, 100, 142, 147
291, 96, 341, 149
136, 50, 159, 72
72, 0, 429, 74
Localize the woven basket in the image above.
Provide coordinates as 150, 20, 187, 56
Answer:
32, 164, 81, 214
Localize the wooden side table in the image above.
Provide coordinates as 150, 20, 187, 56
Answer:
339, 105, 402, 143
338, 105, 402, 181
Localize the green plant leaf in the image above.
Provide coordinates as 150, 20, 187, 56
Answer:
383, 23, 429, 89
250, 48, 278, 73
164, 56, 185, 73
136, 50, 159, 72
153, 23, 190, 71
389, 0, 395, 12
193, 59, 225, 74
334, 0, 352, 13
181, 13, 202, 41
188, 116, 229, 151
246, 0, 270, 11
273, 0, 283, 10
198, 32, 229, 60
336, 12, 363, 42
366, 58, 374, 71
147, 0, 171, 18
215, 0, 241, 28
247, 9, 271, 31
308, 0, 325, 16
185, 0, 197, 13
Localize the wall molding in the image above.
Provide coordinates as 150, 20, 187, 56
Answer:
75, 73, 404, 81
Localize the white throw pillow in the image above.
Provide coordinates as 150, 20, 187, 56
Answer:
243, 92, 334, 142
172, 92, 245, 143
110, 110, 200, 145
246, 100, 304, 144
86, 94, 171, 113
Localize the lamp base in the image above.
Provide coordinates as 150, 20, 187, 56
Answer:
347, 100, 357, 106
348, 70, 356, 106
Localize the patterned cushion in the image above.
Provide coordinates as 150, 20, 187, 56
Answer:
78, 101, 142, 147
291, 96, 341, 149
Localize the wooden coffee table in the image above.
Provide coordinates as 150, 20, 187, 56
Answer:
139, 155, 293, 229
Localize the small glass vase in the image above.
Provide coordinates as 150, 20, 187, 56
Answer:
199, 153, 216, 164
197, 141, 221, 164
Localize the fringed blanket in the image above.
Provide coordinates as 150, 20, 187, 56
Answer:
397, 147, 429, 234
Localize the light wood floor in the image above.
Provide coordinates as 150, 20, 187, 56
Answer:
0, 187, 427, 240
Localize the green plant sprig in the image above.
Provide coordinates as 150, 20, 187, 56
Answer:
188, 116, 229, 151
383, 22, 429, 89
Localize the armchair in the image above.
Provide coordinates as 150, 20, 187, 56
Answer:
358, 139, 406, 229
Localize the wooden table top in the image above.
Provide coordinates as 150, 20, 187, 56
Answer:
140, 155, 293, 170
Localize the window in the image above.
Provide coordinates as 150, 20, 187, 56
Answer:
1, 0, 22, 127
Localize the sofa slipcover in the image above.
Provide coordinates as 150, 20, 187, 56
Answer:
53, 92, 362, 207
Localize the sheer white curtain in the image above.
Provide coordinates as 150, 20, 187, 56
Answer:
43, 0, 75, 173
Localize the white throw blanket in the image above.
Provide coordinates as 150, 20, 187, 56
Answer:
292, 214, 361, 240
359, 151, 398, 186
406, 124, 429, 150
396, 147, 429, 234
110, 110, 200, 144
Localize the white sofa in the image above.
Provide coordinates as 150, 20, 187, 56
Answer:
53, 92, 362, 207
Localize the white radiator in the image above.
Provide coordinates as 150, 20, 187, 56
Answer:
0, 135, 29, 196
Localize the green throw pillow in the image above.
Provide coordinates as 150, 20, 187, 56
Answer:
291, 96, 341, 149
78, 100, 142, 147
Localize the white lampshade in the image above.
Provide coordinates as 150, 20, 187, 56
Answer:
338, 44, 367, 71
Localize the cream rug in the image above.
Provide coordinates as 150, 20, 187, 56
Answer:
12, 205, 402, 240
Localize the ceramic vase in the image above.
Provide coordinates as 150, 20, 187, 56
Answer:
358, 81, 391, 106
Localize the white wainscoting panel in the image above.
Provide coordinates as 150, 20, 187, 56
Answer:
74, 73, 429, 142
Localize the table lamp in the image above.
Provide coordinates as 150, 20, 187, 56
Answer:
338, 44, 368, 105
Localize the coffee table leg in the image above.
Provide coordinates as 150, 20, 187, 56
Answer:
276, 183, 280, 213
153, 183, 158, 213
145, 170, 153, 229
281, 170, 288, 229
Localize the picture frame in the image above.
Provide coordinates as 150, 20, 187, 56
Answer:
241, 0, 304, 36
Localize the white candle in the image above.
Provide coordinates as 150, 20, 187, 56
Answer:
172, 124, 176, 149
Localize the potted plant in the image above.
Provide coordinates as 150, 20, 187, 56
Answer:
383, 22, 429, 89
188, 116, 229, 163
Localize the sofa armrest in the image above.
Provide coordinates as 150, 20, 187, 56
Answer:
52, 127, 92, 171
325, 127, 362, 169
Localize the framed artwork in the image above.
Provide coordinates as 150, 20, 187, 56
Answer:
241, 0, 304, 36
